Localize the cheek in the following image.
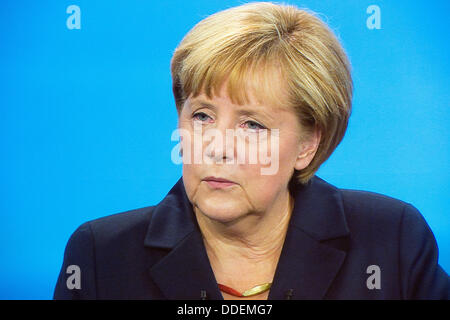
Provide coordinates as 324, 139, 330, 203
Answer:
182, 163, 201, 192
254, 133, 298, 177
278, 132, 301, 166
237, 173, 286, 213
239, 157, 292, 208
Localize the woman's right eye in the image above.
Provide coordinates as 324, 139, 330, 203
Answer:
192, 112, 211, 122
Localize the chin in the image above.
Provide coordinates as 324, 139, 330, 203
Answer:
195, 198, 247, 224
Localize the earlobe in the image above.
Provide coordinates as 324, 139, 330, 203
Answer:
294, 127, 321, 171
294, 149, 315, 170
297, 150, 313, 160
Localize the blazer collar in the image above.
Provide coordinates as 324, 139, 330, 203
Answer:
144, 177, 196, 249
145, 176, 350, 299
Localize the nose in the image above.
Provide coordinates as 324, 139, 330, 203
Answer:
202, 119, 236, 164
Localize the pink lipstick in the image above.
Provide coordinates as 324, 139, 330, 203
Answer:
203, 176, 236, 189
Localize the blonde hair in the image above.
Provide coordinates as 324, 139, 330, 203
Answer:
171, 2, 353, 184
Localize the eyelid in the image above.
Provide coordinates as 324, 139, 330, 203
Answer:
192, 110, 211, 117
244, 120, 267, 131
241, 116, 267, 129
192, 112, 267, 130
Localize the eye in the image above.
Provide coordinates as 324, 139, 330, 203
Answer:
192, 112, 212, 122
244, 120, 266, 131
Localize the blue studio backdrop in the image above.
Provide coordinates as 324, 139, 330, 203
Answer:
1, 1, 449, 299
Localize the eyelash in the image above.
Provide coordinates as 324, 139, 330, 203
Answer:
192, 112, 266, 131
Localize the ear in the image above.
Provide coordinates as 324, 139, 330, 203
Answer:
294, 127, 321, 171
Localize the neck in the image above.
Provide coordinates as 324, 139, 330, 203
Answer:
194, 190, 294, 278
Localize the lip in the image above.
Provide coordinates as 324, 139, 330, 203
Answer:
203, 176, 235, 183
202, 176, 236, 189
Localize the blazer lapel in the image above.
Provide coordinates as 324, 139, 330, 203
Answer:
269, 177, 350, 299
148, 230, 223, 300
144, 178, 223, 300
268, 226, 348, 299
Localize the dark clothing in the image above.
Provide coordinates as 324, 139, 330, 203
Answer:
54, 176, 449, 299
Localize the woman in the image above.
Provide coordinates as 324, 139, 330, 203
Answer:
54, 2, 449, 299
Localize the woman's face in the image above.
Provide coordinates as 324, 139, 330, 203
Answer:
178, 82, 318, 223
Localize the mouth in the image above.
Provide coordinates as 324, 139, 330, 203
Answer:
202, 176, 237, 189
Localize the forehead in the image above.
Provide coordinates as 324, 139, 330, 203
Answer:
184, 56, 293, 109
187, 73, 291, 115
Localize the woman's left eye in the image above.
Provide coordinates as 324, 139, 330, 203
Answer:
244, 121, 266, 131
192, 112, 211, 122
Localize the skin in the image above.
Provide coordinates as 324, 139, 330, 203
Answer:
178, 81, 320, 300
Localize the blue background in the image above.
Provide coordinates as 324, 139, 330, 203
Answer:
1, 0, 448, 299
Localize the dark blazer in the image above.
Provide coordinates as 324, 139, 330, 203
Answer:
53, 176, 449, 299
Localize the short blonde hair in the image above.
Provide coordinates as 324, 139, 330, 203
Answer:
171, 2, 353, 184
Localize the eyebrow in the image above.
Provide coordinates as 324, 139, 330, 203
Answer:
189, 99, 276, 123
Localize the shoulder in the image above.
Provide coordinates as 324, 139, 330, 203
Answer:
86, 205, 155, 234
325, 185, 448, 299
338, 187, 415, 229
54, 205, 157, 299
310, 177, 415, 229
310, 177, 434, 248
71, 205, 156, 249
336, 187, 438, 242
338, 187, 439, 247
337, 185, 440, 249
340, 187, 409, 215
